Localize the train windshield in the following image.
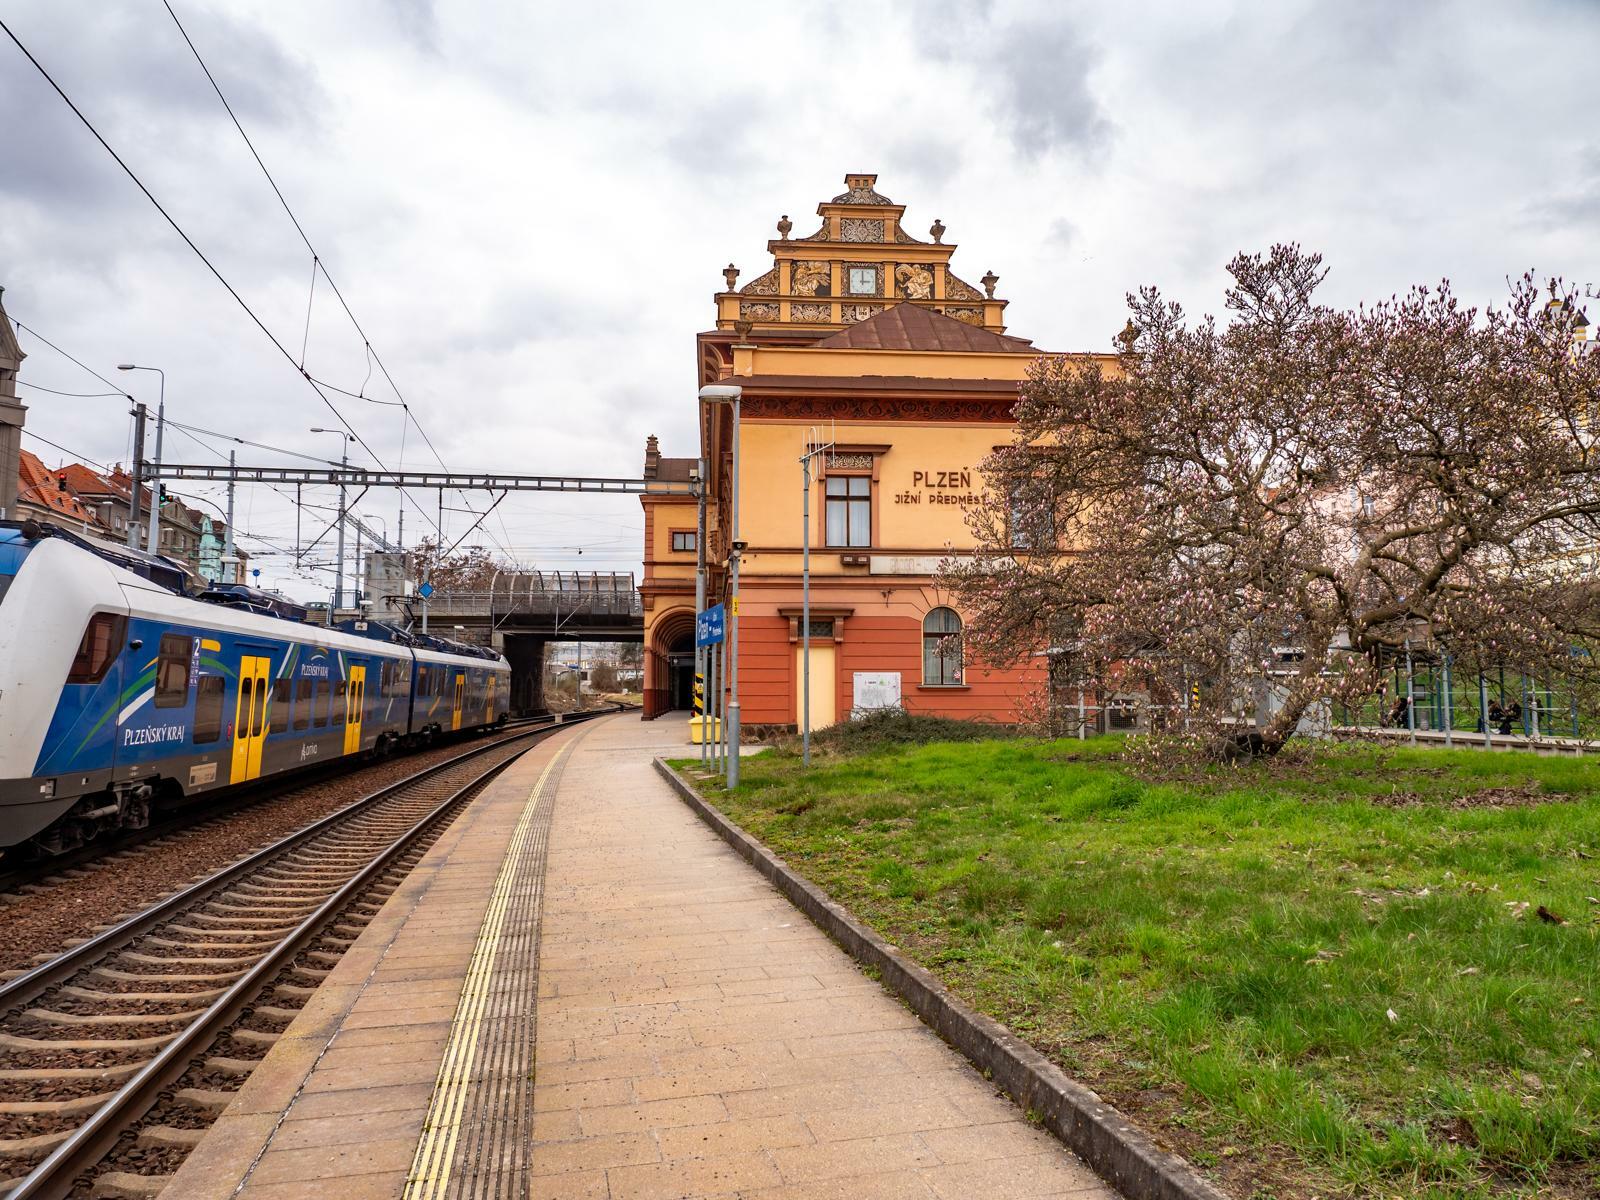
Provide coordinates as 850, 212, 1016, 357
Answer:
0, 532, 30, 609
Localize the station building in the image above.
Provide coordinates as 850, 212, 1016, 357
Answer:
640, 174, 1113, 729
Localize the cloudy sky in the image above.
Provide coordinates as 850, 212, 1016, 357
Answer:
3, 0, 1597, 600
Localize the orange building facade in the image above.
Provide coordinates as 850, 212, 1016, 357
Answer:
640, 174, 1113, 730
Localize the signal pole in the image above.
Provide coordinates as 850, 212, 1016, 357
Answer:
127, 402, 147, 549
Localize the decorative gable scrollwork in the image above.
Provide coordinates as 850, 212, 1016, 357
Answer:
841, 217, 886, 243
740, 266, 779, 296
943, 269, 985, 302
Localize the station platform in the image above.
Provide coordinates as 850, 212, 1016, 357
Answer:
165, 714, 1114, 1200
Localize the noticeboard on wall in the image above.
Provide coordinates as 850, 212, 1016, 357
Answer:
852, 671, 902, 716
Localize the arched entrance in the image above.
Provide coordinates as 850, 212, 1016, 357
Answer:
644, 608, 697, 720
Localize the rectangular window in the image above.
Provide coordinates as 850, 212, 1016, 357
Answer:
671, 531, 696, 552
313, 680, 329, 727
825, 476, 871, 547
270, 679, 291, 733
293, 679, 313, 730
155, 633, 194, 708
1007, 479, 1056, 550
333, 680, 347, 726
193, 676, 225, 743
67, 612, 127, 684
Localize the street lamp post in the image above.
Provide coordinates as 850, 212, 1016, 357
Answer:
699, 384, 743, 788
116, 365, 164, 553
310, 427, 355, 620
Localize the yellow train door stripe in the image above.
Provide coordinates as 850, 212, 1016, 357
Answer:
403, 737, 577, 1200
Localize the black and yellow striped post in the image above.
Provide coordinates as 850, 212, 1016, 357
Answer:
694, 672, 706, 763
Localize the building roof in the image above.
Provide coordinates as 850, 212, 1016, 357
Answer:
652, 457, 697, 483
723, 374, 1022, 395
56, 462, 154, 514
831, 173, 894, 205
18, 450, 101, 525
810, 303, 1035, 353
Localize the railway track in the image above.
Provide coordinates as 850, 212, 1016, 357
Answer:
0, 712, 578, 900
0, 708, 609, 1198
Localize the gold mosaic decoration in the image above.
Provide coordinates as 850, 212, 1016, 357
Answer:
792, 261, 831, 297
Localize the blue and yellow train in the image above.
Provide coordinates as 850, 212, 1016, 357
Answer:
0, 520, 510, 856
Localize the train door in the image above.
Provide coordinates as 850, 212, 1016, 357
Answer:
452, 673, 464, 732
485, 674, 496, 724
344, 665, 367, 754
230, 655, 271, 784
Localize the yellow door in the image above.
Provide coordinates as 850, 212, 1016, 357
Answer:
452, 674, 464, 731
485, 675, 496, 724
795, 644, 837, 731
229, 655, 271, 783
344, 665, 366, 755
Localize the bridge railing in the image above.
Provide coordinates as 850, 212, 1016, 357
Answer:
424, 571, 643, 619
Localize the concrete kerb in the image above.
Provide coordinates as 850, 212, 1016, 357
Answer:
652, 756, 1232, 1200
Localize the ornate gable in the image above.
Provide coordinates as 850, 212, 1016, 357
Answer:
711, 173, 1010, 337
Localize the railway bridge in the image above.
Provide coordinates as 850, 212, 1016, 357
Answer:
416, 570, 643, 713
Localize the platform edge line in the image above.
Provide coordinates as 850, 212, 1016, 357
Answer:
404, 741, 573, 1200
653, 756, 1234, 1200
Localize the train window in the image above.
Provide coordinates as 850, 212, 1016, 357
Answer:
270, 679, 291, 733
193, 676, 225, 744
253, 679, 267, 735
417, 666, 428, 695
293, 679, 313, 730
313, 680, 330, 728
155, 634, 194, 708
332, 680, 347, 725
66, 612, 127, 684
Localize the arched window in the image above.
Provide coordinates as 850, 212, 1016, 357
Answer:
922, 607, 963, 686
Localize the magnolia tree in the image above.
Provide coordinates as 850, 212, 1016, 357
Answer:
945, 246, 1600, 757
405, 538, 508, 593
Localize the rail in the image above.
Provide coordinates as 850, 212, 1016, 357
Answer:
0, 707, 615, 1198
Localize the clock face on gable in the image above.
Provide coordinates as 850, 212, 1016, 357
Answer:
847, 267, 876, 295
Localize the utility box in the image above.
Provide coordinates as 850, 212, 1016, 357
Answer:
688, 715, 721, 744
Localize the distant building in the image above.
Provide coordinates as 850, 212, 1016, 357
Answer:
0, 288, 26, 521
14, 449, 102, 531
55, 463, 150, 544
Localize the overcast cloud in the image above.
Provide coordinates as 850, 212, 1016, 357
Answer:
2, 0, 1597, 599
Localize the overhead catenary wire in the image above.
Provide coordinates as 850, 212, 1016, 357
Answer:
21, 429, 111, 471
0, 15, 445, 545
160, 0, 517, 564
17, 381, 130, 400
9, 313, 364, 574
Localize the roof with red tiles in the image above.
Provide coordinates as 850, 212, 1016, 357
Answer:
19, 451, 102, 526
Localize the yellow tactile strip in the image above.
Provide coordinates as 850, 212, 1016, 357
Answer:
404, 736, 577, 1200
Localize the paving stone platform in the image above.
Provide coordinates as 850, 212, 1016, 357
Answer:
165, 714, 1116, 1199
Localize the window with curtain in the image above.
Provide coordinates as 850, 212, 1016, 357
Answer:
825, 475, 871, 547
922, 607, 963, 686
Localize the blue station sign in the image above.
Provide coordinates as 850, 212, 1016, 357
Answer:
696, 604, 726, 647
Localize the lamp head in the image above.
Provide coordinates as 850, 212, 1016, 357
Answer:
116, 363, 136, 371
698, 384, 742, 403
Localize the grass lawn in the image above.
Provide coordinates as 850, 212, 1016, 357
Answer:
676, 736, 1600, 1199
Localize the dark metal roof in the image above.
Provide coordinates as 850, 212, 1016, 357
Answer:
811, 304, 1034, 353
